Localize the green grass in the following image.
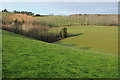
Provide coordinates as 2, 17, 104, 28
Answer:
54, 26, 118, 55
2, 30, 118, 78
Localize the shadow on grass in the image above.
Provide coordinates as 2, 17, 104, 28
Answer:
79, 47, 91, 50
67, 33, 84, 37
56, 43, 76, 47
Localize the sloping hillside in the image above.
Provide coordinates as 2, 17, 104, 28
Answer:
2, 30, 118, 78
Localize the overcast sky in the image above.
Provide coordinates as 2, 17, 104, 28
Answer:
0, 2, 118, 15
0, 0, 119, 2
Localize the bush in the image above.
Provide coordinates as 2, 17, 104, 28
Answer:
11, 19, 24, 34
60, 28, 67, 39
25, 26, 59, 42
1, 13, 60, 42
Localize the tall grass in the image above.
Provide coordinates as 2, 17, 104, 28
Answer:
36, 14, 118, 27
1, 12, 117, 42
1, 12, 60, 42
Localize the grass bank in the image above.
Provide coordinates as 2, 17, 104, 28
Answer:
2, 30, 118, 78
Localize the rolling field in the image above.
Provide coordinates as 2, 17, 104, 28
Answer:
36, 14, 118, 27
2, 30, 118, 78
54, 26, 118, 55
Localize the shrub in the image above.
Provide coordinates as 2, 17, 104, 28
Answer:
60, 28, 67, 39
11, 19, 24, 34
1, 13, 62, 42
25, 25, 59, 42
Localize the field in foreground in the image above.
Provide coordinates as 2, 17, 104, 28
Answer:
2, 30, 118, 78
54, 26, 118, 55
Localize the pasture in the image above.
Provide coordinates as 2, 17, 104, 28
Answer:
1, 12, 118, 78
54, 26, 118, 55
2, 30, 118, 78
36, 14, 118, 27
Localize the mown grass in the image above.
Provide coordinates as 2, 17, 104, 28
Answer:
2, 30, 118, 78
54, 26, 118, 55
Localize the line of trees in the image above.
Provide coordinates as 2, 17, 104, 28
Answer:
2, 9, 9, 12
1, 9, 56, 17
2, 9, 34, 16
13, 10, 34, 15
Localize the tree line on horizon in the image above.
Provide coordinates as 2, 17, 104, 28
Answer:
1, 9, 91, 16
1, 9, 41, 16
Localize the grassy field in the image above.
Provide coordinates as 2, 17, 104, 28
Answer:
2, 30, 118, 78
36, 14, 118, 27
54, 26, 118, 55
1, 12, 118, 78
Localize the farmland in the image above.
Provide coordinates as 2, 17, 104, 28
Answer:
1, 12, 118, 78
54, 26, 118, 55
2, 30, 118, 78
36, 14, 118, 27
